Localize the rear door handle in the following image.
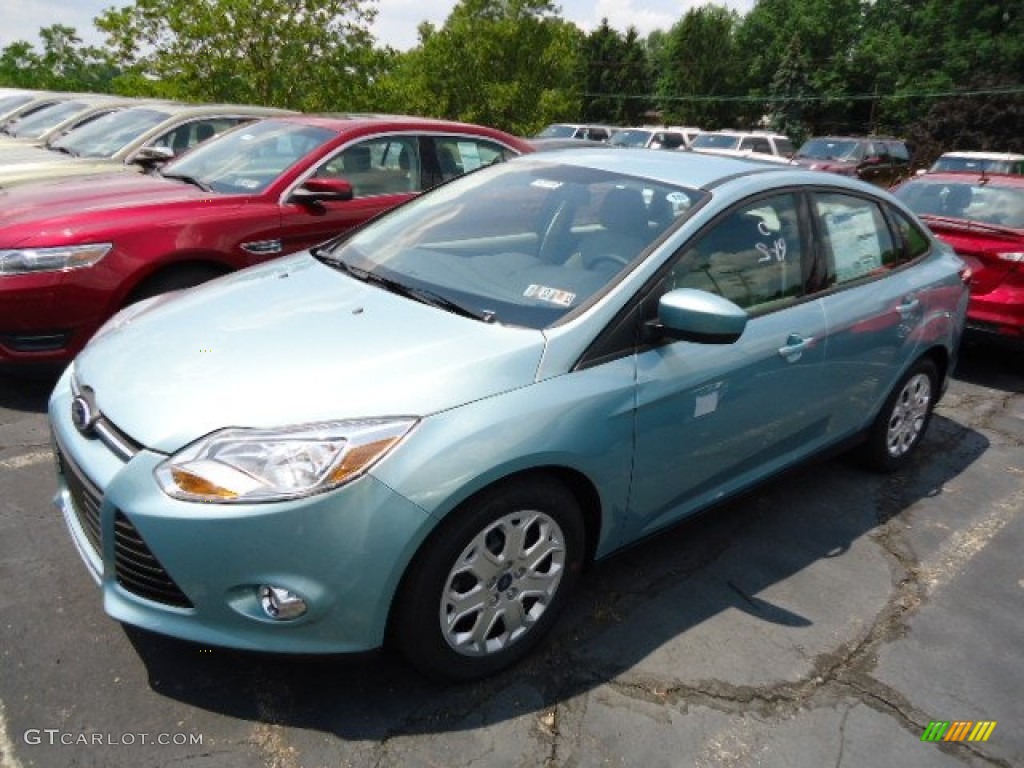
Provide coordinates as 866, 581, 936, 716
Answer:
897, 297, 920, 319
778, 333, 815, 362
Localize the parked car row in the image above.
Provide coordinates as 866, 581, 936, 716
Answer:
0, 90, 534, 369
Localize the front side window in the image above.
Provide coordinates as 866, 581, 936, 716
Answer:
319, 158, 705, 329
663, 193, 805, 312
150, 117, 249, 156
813, 193, 898, 285
314, 136, 420, 197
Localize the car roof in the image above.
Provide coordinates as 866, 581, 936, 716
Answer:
520, 146, 860, 190
910, 171, 1024, 188
275, 113, 522, 136
935, 150, 1024, 161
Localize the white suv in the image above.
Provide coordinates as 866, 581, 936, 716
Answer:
690, 130, 794, 159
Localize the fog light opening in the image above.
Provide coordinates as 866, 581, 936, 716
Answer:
258, 585, 307, 620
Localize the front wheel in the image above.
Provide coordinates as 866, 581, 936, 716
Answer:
858, 357, 938, 472
389, 476, 584, 682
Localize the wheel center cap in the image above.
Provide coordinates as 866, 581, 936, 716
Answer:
496, 572, 513, 592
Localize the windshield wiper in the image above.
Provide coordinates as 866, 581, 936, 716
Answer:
50, 145, 77, 156
919, 214, 1020, 236
161, 171, 212, 192
317, 254, 495, 322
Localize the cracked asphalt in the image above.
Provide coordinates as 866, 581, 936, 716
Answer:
1, 345, 1021, 768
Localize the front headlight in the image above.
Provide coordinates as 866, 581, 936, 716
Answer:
0, 243, 112, 275
155, 418, 417, 503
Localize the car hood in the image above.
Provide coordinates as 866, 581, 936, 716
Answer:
0, 155, 132, 189
791, 156, 854, 169
73, 254, 548, 453
0, 172, 218, 234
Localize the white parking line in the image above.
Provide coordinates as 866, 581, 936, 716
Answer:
920, 490, 1022, 596
0, 698, 25, 768
0, 451, 52, 472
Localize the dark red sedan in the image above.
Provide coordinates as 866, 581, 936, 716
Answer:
893, 171, 1024, 348
0, 115, 532, 368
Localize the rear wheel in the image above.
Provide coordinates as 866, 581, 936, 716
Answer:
389, 475, 584, 682
858, 357, 938, 472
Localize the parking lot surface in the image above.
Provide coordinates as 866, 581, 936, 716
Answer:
0, 346, 1021, 768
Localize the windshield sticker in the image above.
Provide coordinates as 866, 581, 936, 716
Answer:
524, 284, 576, 307
531, 179, 563, 190
236, 178, 261, 189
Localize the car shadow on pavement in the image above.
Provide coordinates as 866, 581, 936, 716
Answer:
953, 342, 1024, 393
124, 407, 990, 743
0, 372, 58, 414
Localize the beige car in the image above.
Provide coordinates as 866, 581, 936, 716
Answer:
0, 102, 297, 189
0, 90, 79, 125
0, 94, 142, 150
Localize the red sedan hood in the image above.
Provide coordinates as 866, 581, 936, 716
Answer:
0, 172, 218, 234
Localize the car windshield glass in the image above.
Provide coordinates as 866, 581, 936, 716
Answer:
796, 138, 860, 160
6, 100, 87, 138
895, 180, 1024, 228
0, 94, 34, 115
51, 107, 171, 158
691, 134, 741, 150
320, 158, 706, 329
930, 156, 1010, 174
610, 129, 654, 148
161, 119, 336, 195
536, 125, 576, 139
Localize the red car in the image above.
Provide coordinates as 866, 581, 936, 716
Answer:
0, 115, 532, 368
893, 172, 1024, 348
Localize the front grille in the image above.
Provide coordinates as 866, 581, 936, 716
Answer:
57, 445, 102, 559
113, 512, 193, 609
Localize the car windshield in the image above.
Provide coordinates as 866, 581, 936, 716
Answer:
796, 138, 860, 161
536, 124, 577, 139
895, 180, 1024, 228
5, 100, 88, 138
610, 129, 654, 148
929, 156, 1014, 174
161, 119, 336, 194
51, 107, 172, 158
319, 158, 706, 329
691, 134, 741, 150
0, 93, 34, 115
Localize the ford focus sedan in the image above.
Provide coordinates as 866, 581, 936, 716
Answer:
0, 114, 531, 368
49, 150, 968, 681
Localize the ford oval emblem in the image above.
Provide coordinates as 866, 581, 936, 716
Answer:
71, 396, 97, 435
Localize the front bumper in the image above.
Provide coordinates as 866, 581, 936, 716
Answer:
49, 369, 434, 653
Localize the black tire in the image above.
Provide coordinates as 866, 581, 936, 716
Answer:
858, 357, 938, 472
127, 264, 224, 305
389, 475, 585, 682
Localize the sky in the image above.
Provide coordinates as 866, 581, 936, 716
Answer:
1, 0, 756, 53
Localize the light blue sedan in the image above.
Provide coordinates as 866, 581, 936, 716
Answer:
49, 150, 969, 681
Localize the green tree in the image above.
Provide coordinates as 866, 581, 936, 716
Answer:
577, 20, 652, 125
768, 34, 810, 145
0, 26, 117, 91
95, 0, 382, 110
657, 5, 743, 129
376, 0, 582, 135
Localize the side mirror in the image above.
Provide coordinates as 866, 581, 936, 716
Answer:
647, 288, 747, 344
289, 177, 354, 204
131, 145, 176, 169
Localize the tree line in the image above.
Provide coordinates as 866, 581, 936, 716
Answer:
2, 0, 1021, 165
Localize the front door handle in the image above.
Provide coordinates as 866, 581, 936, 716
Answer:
778, 333, 815, 362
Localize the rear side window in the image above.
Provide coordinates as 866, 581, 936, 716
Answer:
812, 193, 900, 285
889, 209, 930, 260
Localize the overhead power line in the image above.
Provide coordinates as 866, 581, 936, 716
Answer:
582, 86, 1024, 103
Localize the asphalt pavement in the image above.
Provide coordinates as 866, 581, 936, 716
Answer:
0, 345, 1021, 768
